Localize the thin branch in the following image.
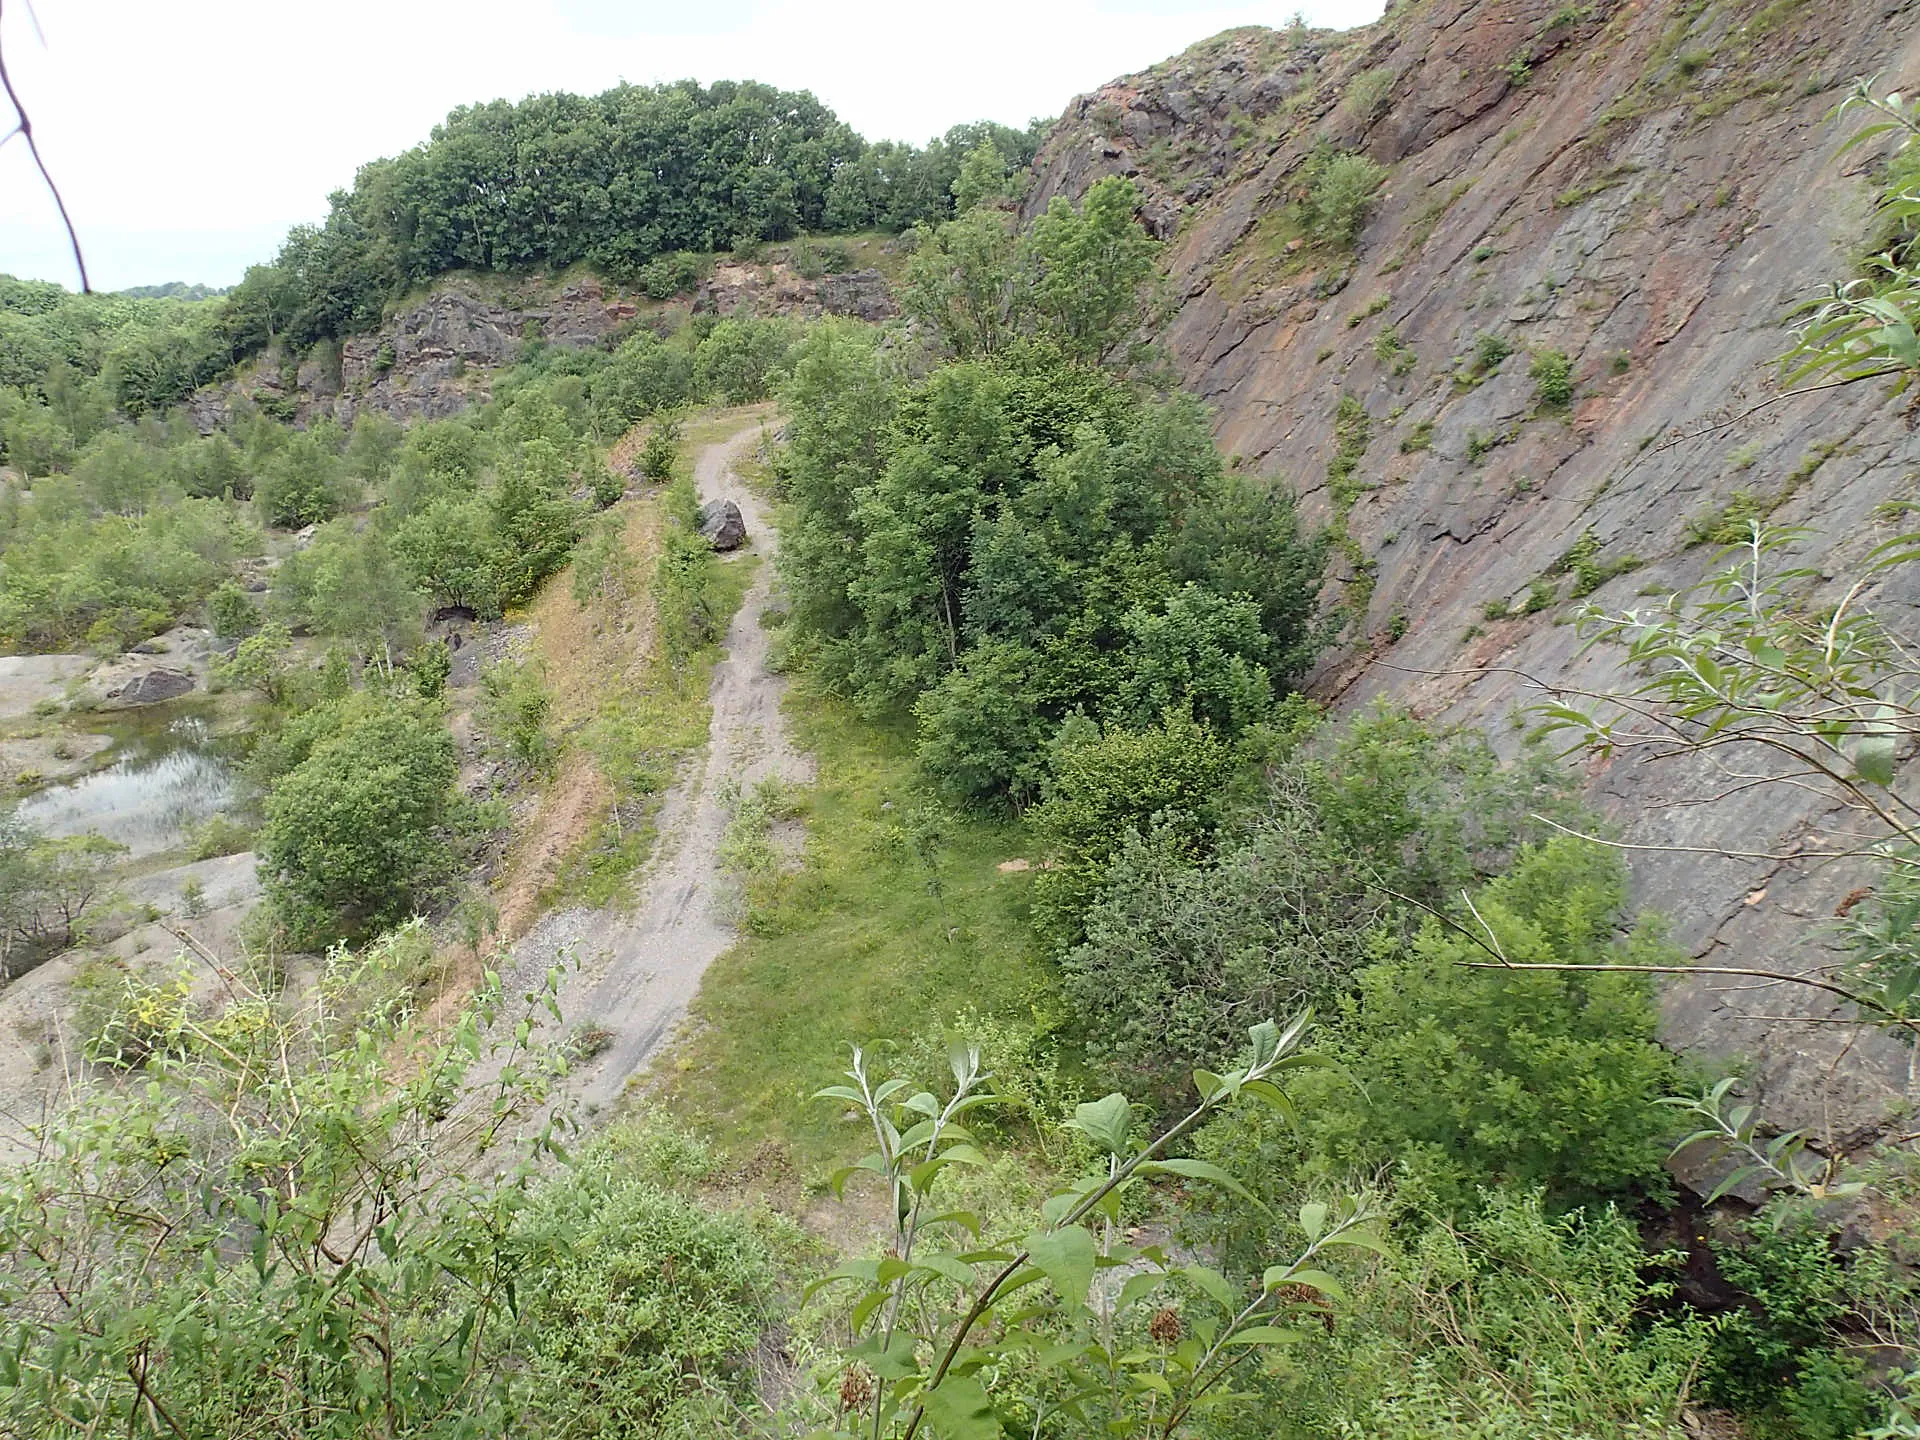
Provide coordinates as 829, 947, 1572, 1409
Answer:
1461, 958, 1919, 1036
0, 0, 88, 291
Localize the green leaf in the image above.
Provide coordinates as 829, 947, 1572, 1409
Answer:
1025, 1226, 1097, 1310
1298, 1200, 1328, 1242
1325, 1225, 1392, 1260
1116, 1270, 1167, 1312
1224, 1325, 1304, 1347
920, 1376, 1002, 1439
803, 1257, 880, 1300
854, 1330, 922, 1380
1141, 1157, 1266, 1211
1269, 1267, 1345, 1300
1248, 1019, 1281, 1070
1181, 1263, 1233, 1310
1066, 1092, 1132, 1154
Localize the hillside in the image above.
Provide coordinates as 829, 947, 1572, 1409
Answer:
1026, 0, 1920, 1140
10, 13, 1920, 1436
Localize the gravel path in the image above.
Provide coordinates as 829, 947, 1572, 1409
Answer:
512, 421, 812, 1112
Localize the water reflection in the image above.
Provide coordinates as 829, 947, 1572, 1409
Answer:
16, 717, 238, 858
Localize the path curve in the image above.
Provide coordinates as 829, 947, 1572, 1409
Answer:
557, 422, 810, 1108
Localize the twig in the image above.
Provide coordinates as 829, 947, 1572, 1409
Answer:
0, 0, 88, 291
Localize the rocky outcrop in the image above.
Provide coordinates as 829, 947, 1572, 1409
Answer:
695, 261, 898, 322
187, 280, 641, 432
1033, 0, 1920, 1146
697, 498, 747, 551
83, 663, 195, 710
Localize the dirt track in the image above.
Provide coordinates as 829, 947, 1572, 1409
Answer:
513, 421, 811, 1111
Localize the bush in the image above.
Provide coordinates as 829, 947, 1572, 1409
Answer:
1701, 1221, 1904, 1436
480, 657, 555, 774
636, 249, 705, 300
1202, 836, 1681, 1215
592, 331, 696, 433
638, 412, 682, 482
1225, 1190, 1719, 1440
1029, 709, 1236, 944
1302, 146, 1387, 251
256, 695, 461, 946
692, 316, 797, 404
206, 579, 258, 638
505, 1143, 776, 1435
1060, 707, 1573, 1106
1472, 331, 1513, 373
1530, 349, 1576, 409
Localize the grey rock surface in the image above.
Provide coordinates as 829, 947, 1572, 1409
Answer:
89, 664, 195, 710
697, 498, 747, 551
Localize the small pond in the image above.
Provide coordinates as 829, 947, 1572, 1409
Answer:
14, 712, 242, 859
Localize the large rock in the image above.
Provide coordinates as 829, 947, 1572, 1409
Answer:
84, 663, 195, 710
696, 499, 747, 551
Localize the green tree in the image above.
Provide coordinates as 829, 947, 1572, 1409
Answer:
257, 695, 462, 944
950, 139, 1010, 213
391, 494, 504, 615
592, 330, 696, 433
774, 320, 896, 643
206, 578, 258, 638
256, 427, 350, 528
214, 619, 296, 701
901, 206, 1024, 359
1028, 709, 1236, 943
692, 316, 797, 404
1024, 176, 1161, 363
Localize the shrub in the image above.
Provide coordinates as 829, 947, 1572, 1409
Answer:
505, 1144, 776, 1435
1221, 1190, 1719, 1439
1028, 709, 1236, 945
638, 412, 682, 482
1302, 146, 1387, 251
1530, 349, 1576, 409
1700, 1222, 1902, 1435
636, 249, 705, 300
256, 695, 461, 946
206, 579, 259, 638
1062, 708, 1574, 1106
1214, 836, 1682, 1214
480, 658, 555, 774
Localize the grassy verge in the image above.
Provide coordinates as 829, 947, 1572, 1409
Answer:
660, 679, 1054, 1168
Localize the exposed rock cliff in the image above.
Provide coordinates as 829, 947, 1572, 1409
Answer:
695, 260, 898, 323
1030, 1, 1920, 1147
188, 279, 641, 431
191, 260, 900, 432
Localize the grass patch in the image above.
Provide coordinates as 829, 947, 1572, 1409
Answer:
659, 682, 1051, 1166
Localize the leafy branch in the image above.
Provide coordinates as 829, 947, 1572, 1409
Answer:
808, 1013, 1386, 1439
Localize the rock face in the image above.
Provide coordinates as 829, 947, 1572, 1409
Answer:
697, 499, 747, 551
187, 280, 640, 432
1029, 1, 1920, 1146
695, 261, 898, 322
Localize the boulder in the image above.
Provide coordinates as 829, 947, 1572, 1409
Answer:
85, 663, 196, 711
696, 499, 747, 551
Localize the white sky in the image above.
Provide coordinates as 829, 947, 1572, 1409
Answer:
0, 0, 1383, 292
